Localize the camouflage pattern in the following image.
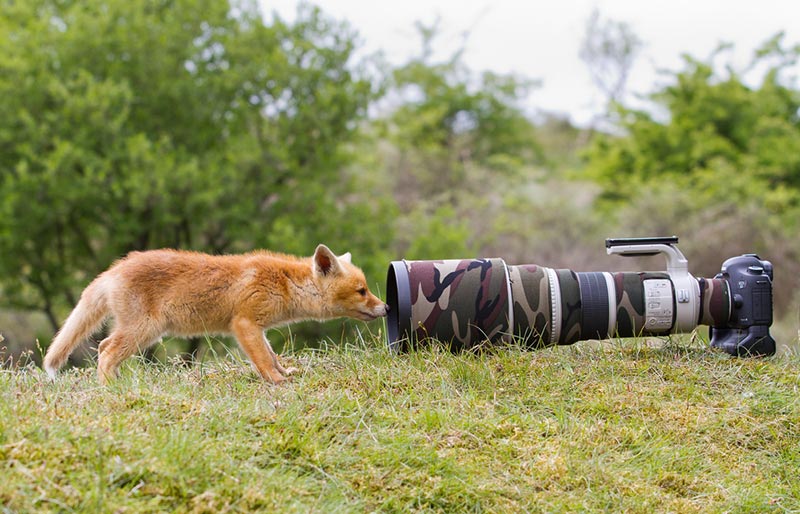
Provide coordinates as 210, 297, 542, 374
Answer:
611, 272, 672, 337
406, 258, 510, 350
698, 278, 731, 327
508, 264, 551, 347
556, 269, 583, 344
388, 257, 738, 351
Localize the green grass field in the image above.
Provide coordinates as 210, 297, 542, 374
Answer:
1, 336, 798, 513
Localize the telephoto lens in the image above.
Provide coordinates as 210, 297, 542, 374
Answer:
386, 237, 775, 356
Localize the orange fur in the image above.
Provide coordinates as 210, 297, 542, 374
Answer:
43, 244, 388, 384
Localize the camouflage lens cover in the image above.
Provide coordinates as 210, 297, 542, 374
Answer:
611, 272, 672, 337
556, 270, 583, 344
508, 264, 551, 348
400, 259, 512, 350
387, 257, 730, 351
698, 278, 731, 327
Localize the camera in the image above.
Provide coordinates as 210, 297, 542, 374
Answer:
386, 236, 775, 356
708, 254, 775, 356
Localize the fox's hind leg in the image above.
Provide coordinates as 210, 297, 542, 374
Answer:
231, 316, 288, 384
97, 323, 162, 384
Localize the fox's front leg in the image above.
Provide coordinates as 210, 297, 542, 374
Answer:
262, 333, 299, 376
231, 316, 288, 384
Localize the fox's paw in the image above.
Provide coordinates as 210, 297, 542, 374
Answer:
283, 366, 300, 376
268, 374, 290, 386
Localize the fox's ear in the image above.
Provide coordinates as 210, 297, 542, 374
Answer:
313, 244, 343, 276
339, 252, 352, 264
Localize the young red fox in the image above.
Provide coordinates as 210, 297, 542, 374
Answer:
43, 244, 388, 384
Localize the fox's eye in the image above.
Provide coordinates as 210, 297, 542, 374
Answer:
357, 287, 367, 296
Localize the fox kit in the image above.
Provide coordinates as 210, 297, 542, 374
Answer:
43, 244, 388, 384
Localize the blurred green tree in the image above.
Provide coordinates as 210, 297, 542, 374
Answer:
583, 34, 800, 213
376, 21, 542, 258
579, 9, 642, 111
385, 21, 541, 198
0, 0, 389, 334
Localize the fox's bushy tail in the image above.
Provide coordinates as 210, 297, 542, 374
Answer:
44, 276, 110, 378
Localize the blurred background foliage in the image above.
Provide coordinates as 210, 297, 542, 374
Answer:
1, 0, 798, 362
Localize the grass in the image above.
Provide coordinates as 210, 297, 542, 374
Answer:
1, 335, 799, 513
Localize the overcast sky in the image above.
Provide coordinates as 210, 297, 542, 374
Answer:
262, 0, 800, 125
